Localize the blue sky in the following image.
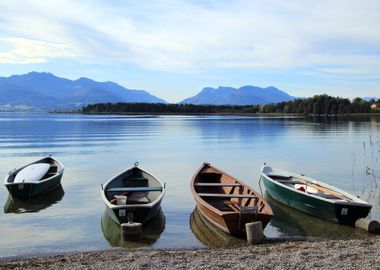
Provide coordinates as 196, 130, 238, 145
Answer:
0, 0, 379, 102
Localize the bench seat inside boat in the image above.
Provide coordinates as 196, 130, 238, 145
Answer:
198, 193, 257, 198
108, 187, 162, 192
194, 182, 242, 187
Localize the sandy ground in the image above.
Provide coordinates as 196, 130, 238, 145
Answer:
1, 236, 379, 270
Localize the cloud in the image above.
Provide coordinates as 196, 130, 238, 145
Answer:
0, 38, 78, 64
0, 0, 379, 78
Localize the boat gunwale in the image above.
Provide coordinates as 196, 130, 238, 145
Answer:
261, 165, 372, 208
101, 166, 166, 210
4, 156, 64, 186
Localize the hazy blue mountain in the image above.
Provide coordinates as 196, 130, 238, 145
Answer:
0, 72, 166, 111
180, 85, 295, 105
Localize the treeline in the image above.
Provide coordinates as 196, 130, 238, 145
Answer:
81, 103, 261, 114
260, 95, 379, 115
80, 95, 380, 115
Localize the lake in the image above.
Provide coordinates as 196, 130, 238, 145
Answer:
0, 113, 379, 257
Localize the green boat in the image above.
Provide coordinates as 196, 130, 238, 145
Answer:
261, 164, 372, 225
101, 162, 166, 225
4, 156, 64, 199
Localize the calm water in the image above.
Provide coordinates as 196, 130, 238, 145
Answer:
0, 113, 379, 257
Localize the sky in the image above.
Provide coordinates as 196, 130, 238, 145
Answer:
0, 0, 379, 103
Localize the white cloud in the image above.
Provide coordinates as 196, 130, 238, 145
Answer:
0, 38, 78, 64
0, 0, 379, 78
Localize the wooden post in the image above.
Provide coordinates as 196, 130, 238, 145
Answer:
355, 218, 380, 234
246, 221, 264, 244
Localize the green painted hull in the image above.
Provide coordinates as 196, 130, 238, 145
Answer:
105, 200, 162, 225
263, 175, 371, 225
5, 174, 62, 199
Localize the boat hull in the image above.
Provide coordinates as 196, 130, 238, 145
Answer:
105, 195, 163, 225
5, 174, 62, 199
262, 175, 371, 225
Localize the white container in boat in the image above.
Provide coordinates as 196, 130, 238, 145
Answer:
115, 195, 127, 205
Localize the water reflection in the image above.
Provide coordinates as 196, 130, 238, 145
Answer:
0, 113, 379, 257
189, 208, 245, 247
101, 208, 165, 248
4, 185, 64, 214
266, 194, 368, 239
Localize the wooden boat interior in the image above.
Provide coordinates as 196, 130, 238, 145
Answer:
195, 166, 267, 214
7, 157, 60, 183
267, 174, 352, 201
105, 167, 163, 205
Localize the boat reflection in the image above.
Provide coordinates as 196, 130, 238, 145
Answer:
190, 207, 246, 247
101, 208, 165, 248
266, 193, 367, 239
4, 184, 65, 214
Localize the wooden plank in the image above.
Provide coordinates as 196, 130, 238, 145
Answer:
198, 193, 257, 199
108, 187, 162, 192
195, 183, 242, 187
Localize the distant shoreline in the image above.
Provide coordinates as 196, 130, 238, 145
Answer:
50, 111, 380, 117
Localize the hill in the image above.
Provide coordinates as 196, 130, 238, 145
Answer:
0, 72, 166, 111
180, 85, 295, 105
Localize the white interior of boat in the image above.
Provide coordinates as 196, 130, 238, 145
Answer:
262, 165, 356, 202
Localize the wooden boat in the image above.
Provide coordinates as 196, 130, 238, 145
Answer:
101, 163, 165, 225
190, 162, 273, 235
4, 156, 64, 199
261, 164, 372, 225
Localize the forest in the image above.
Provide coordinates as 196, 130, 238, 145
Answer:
80, 95, 380, 115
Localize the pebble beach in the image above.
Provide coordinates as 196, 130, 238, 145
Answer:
1, 236, 379, 270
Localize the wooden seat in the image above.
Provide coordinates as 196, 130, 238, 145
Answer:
107, 187, 162, 192
194, 183, 242, 187
198, 193, 257, 199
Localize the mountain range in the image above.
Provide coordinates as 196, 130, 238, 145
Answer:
0, 72, 295, 111
0, 72, 165, 111
180, 86, 294, 105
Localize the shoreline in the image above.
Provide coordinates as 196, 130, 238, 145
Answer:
1, 236, 379, 269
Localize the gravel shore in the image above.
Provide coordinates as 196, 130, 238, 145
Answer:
1, 236, 379, 270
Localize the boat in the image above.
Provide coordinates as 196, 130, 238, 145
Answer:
4, 156, 65, 199
101, 162, 165, 225
261, 164, 372, 225
190, 162, 273, 235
